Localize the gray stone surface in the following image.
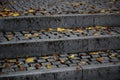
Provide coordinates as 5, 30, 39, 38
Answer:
82, 63, 120, 80
0, 15, 94, 31
0, 35, 120, 58
0, 14, 120, 31
1, 0, 120, 16
0, 67, 82, 80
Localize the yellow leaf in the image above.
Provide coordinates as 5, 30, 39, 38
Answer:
40, 10, 47, 15
57, 28, 65, 32
48, 28, 54, 31
25, 57, 34, 63
4, 8, 11, 12
12, 12, 20, 17
100, 9, 106, 13
28, 9, 35, 13
46, 63, 52, 69
7, 59, 16, 63
42, 56, 49, 59
24, 33, 32, 38
60, 59, 65, 63
89, 52, 99, 55
68, 54, 75, 59
33, 33, 39, 37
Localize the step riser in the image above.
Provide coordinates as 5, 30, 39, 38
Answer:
1, 65, 120, 80
0, 14, 120, 31
83, 65, 120, 80
1, 70, 82, 80
0, 36, 120, 58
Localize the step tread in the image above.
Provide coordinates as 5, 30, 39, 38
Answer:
0, 0, 120, 17
0, 49, 120, 77
0, 26, 120, 45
